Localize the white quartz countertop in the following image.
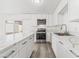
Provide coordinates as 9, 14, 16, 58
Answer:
0, 32, 34, 54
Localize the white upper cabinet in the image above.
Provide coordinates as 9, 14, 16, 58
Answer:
53, 0, 68, 25
66, 0, 79, 35
68, 0, 79, 21
57, 4, 68, 24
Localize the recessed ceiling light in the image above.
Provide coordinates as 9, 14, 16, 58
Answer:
32, 0, 44, 5
34, 0, 40, 4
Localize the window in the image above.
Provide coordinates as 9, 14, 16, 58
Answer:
14, 21, 23, 33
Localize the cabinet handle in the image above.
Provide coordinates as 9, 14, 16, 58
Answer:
69, 50, 79, 57
3, 50, 15, 58
30, 37, 32, 40
22, 41, 27, 45
59, 41, 63, 45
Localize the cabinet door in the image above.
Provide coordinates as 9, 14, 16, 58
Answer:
18, 46, 28, 58
15, 34, 34, 58
17, 39, 28, 58
0, 44, 18, 58
26, 36, 34, 58
46, 32, 51, 42
27, 40, 34, 58
56, 41, 75, 58
52, 36, 58, 57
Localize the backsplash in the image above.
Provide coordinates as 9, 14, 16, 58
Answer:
47, 25, 65, 33
67, 22, 79, 36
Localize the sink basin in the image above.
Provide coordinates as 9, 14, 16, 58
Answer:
54, 33, 73, 36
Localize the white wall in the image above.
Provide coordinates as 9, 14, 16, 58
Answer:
0, 15, 5, 41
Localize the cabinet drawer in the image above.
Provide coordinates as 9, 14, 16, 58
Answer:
0, 44, 18, 58
56, 40, 76, 58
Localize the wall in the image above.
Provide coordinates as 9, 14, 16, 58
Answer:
0, 15, 5, 42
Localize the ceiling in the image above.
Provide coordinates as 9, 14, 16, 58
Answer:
0, 0, 61, 14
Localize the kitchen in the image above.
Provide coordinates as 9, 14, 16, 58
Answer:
0, 0, 79, 58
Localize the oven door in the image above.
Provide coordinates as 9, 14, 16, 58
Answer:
36, 33, 46, 40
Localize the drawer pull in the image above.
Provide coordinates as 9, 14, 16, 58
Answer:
69, 50, 79, 57
3, 50, 15, 58
30, 37, 32, 40
59, 41, 63, 45
22, 41, 27, 45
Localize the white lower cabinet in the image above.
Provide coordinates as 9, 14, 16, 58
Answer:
56, 41, 75, 58
0, 44, 18, 58
52, 34, 76, 58
52, 36, 58, 56
17, 34, 34, 58
27, 40, 34, 58
18, 46, 28, 58
0, 34, 34, 58
17, 40, 28, 58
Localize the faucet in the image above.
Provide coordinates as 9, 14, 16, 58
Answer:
61, 24, 68, 33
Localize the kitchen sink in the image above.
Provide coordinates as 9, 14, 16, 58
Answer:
54, 33, 73, 36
